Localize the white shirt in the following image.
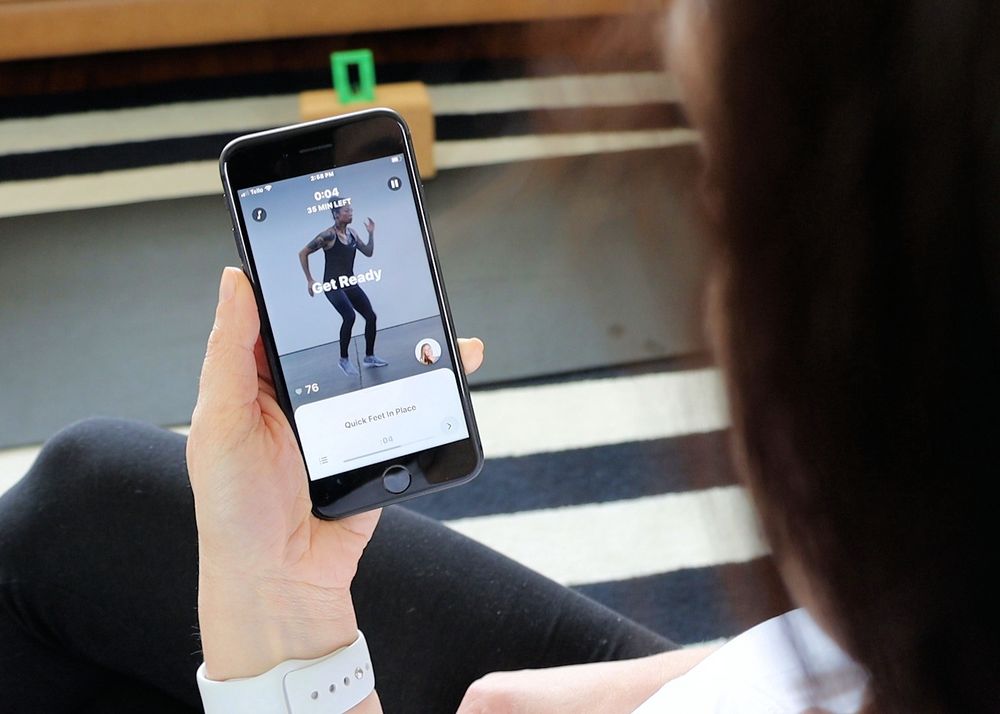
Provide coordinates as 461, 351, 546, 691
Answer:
632, 608, 868, 713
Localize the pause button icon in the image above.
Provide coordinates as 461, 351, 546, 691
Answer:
387, 177, 402, 191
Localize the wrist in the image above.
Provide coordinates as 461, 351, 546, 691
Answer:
198, 573, 359, 681
196, 629, 382, 714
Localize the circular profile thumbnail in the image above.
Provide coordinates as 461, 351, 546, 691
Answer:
415, 338, 441, 365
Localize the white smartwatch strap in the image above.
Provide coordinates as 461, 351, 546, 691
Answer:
196, 630, 374, 714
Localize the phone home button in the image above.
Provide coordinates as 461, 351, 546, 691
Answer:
382, 465, 411, 494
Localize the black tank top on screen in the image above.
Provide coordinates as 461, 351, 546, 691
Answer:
322, 228, 359, 285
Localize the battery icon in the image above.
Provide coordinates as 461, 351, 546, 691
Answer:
390, 155, 402, 163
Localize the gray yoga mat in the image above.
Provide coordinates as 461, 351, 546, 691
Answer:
0, 146, 708, 447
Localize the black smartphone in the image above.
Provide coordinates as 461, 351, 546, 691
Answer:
219, 108, 483, 519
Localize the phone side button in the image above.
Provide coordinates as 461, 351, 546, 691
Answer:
233, 229, 248, 267
382, 465, 411, 494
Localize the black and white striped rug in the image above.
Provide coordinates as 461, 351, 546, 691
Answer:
0, 363, 783, 647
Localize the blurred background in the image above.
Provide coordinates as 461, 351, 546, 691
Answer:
0, 0, 787, 650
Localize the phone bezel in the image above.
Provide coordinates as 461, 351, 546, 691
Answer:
219, 108, 483, 520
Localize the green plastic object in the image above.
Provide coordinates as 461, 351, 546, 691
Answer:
330, 49, 376, 104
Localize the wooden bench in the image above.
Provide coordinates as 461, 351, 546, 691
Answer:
0, 0, 664, 61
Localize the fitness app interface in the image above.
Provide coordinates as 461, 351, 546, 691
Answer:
238, 155, 469, 479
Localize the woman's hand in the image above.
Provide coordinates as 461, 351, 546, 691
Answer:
456, 648, 717, 714
187, 267, 484, 682
364, 217, 375, 234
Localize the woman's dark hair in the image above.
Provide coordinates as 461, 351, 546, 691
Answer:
330, 198, 352, 218
703, 1, 1000, 712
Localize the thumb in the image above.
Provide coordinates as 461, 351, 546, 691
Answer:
193, 267, 262, 435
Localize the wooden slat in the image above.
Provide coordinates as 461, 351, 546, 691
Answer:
0, 0, 666, 61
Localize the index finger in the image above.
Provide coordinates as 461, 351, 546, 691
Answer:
457, 337, 484, 374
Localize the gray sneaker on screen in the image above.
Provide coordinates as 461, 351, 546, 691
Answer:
338, 357, 359, 376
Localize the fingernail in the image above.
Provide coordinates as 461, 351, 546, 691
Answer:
218, 268, 236, 303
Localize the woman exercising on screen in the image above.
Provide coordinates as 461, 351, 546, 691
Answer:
299, 199, 388, 377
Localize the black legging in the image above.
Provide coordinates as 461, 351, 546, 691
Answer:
326, 285, 377, 359
0, 418, 673, 713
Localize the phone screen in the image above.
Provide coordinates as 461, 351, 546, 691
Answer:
235, 153, 471, 481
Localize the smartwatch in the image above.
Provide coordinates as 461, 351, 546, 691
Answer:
197, 630, 374, 713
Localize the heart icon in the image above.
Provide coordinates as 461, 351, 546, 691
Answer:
295, 388, 303, 395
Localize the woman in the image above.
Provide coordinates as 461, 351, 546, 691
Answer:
1, 0, 997, 711
299, 199, 388, 377
419, 341, 437, 365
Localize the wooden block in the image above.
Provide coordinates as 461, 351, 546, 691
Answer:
299, 82, 436, 179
